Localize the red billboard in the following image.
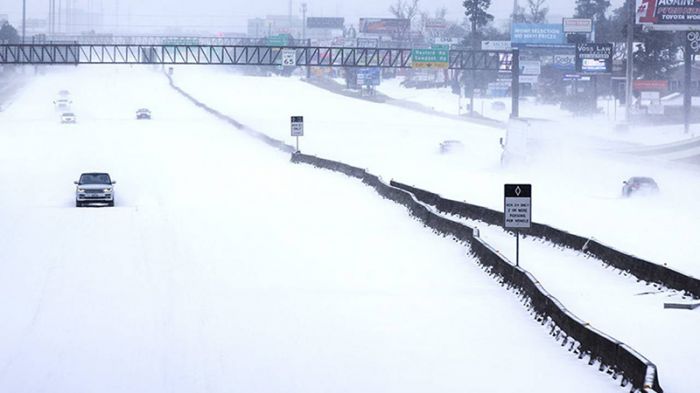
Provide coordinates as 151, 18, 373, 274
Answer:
633, 79, 669, 91
359, 18, 410, 37
636, 0, 700, 27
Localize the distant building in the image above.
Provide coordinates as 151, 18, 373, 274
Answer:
247, 15, 303, 38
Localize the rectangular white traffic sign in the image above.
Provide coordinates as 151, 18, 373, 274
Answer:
504, 184, 531, 229
282, 49, 296, 66
291, 116, 304, 137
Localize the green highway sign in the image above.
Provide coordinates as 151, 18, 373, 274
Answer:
267, 35, 290, 46
411, 48, 449, 69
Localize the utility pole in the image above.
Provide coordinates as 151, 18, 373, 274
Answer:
625, 0, 635, 125
301, 3, 309, 79
22, 0, 26, 42
301, 3, 307, 40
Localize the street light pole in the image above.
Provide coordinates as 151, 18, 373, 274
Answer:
625, 0, 635, 125
22, 0, 27, 42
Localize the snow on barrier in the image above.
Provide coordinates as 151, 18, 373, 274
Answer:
290, 152, 663, 393
165, 74, 662, 392
390, 181, 700, 300
165, 73, 295, 154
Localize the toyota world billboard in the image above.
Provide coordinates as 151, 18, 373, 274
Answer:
637, 0, 700, 28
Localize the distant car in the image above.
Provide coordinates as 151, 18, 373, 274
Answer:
491, 101, 507, 111
74, 172, 116, 207
439, 140, 465, 154
136, 108, 151, 120
54, 98, 72, 110
58, 90, 70, 97
622, 177, 659, 198
61, 112, 76, 124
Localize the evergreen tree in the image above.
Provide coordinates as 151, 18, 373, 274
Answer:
574, 0, 611, 21
463, 0, 494, 48
0, 22, 20, 44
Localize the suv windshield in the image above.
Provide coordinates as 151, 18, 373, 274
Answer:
79, 174, 111, 185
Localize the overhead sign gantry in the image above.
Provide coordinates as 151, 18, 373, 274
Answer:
0, 43, 521, 117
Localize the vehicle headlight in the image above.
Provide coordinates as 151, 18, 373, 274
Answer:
103, 188, 112, 193
77, 188, 85, 192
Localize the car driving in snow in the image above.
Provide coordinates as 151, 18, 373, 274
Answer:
54, 98, 72, 110
61, 112, 76, 124
622, 177, 659, 198
74, 172, 116, 207
58, 89, 70, 97
136, 108, 151, 120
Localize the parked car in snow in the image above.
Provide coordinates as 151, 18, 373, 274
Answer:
491, 101, 507, 111
61, 112, 76, 124
74, 172, 116, 207
58, 90, 71, 97
136, 108, 151, 120
622, 177, 659, 198
439, 140, 465, 154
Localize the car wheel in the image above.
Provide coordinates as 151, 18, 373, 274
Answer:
76, 201, 82, 207
108, 201, 115, 207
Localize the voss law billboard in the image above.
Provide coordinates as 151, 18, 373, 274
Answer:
637, 0, 700, 27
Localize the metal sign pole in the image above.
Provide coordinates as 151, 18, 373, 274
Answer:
516, 230, 520, 267
685, 37, 692, 134
296, 136, 299, 152
504, 184, 531, 268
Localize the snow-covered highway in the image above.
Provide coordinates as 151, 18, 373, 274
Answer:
0, 67, 624, 392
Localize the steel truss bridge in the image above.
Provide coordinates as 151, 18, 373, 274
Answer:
0, 44, 515, 71
34, 35, 309, 46
0, 43, 521, 116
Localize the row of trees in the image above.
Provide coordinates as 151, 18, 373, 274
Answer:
0, 21, 20, 44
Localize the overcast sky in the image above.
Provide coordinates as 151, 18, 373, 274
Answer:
3, 0, 625, 33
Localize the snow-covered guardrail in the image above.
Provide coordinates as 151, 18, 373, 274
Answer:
390, 181, 700, 301
290, 152, 663, 393
165, 72, 663, 392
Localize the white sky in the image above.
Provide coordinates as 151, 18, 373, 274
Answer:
3, 0, 625, 33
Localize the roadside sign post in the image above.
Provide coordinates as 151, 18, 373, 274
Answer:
504, 184, 532, 266
291, 116, 304, 152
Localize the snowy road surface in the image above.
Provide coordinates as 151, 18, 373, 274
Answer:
0, 67, 622, 392
172, 67, 700, 279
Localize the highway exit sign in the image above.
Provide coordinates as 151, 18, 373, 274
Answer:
411, 48, 449, 69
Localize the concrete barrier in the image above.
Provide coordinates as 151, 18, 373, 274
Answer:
291, 152, 662, 393
390, 181, 700, 300
165, 73, 663, 392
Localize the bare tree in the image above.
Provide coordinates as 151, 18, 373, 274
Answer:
389, 0, 420, 40
389, 0, 420, 21
527, 0, 549, 23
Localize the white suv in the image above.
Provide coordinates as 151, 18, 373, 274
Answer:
75, 173, 116, 207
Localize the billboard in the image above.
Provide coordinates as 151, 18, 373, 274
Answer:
637, 0, 700, 27
520, 60, 541, 75
511, 24, 565, 46
633, 80, 669, 91
563, 18, 593, 33
307, 17, 344, 29
357, 68, 381, 86
575, 43, 613, 74
482, 40, 512, 50
552, 54, 575, 71
359, 18, 410, 37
